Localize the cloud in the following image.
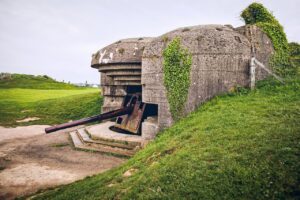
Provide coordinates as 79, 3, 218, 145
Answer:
0, 0, 299, 83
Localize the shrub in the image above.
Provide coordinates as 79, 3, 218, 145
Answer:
241, 3, 295, 76
289, 42, 300, 57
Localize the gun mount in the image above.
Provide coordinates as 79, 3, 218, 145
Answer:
45, 94, 146, 134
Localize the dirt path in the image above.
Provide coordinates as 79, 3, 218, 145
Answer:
0, 126, 126, 200
0, 125, 48, 142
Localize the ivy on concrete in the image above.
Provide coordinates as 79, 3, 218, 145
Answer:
163, 37, 192, 121
241, 3, 295, 76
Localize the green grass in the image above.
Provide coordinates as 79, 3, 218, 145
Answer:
0, 73, 80, 89
0, 88, 98, 103
0, 74, 102, 126
29, 77, 300, 200
0, 89, 102, 126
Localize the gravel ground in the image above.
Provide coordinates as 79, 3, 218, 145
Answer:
0, 125, 125, 200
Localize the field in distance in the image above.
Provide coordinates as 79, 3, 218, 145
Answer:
0, 74, 102, 127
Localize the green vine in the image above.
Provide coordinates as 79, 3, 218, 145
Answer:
163, 37, 192, 121
241, 3, 295, 76
289, 42, 300, 73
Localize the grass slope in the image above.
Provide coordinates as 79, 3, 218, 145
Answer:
0, 73, 79, 89
31, 77, 300, 200
0, 74, 102, 126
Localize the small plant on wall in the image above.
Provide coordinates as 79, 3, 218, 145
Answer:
163, 37, 192, 121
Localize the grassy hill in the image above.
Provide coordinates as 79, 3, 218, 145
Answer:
0, 74, 102, 126
30, 76, 300, 200
0, 73, 80, 89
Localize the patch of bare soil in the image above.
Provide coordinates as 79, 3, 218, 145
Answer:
0, 125, 48, 142
16, 117, 40, 123
0, 126, 125, 200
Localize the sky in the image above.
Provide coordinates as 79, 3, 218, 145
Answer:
0, 0, 299, 84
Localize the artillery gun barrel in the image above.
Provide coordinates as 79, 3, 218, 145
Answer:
45, 106, 133, 134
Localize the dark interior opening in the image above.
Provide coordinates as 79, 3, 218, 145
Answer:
143, 103, 158, 121
121, 85, 142, 106
126, 85, 142, 94
116, 117, 123, 124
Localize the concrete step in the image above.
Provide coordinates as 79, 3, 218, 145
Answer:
69, 121, 150, 157
70, 131, 136, 157
70, 131, 84, 148
76, 128, 135, 150
85, 142, 136, 157
85, 122, 147, 148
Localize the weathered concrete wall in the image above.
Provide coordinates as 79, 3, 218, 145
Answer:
142, 24, 274, 129
141, 116, 159, 140
91, 38, 152, 66
92, 38, 152, 113
235, 25, 274, 80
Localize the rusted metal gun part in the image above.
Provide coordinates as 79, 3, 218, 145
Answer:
45, 106, 133, 134
112, 93, 145, 134
115, 101, 146, 134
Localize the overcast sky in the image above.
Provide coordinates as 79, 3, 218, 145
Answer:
0, 0, 299, 83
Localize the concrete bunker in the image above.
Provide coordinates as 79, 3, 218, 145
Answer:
44, 23, 275, 156
90, 24, 274, 139
91, 37, 159, 137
